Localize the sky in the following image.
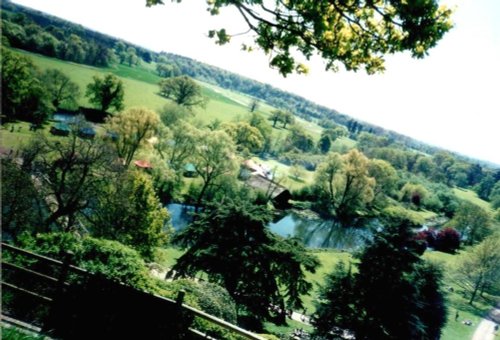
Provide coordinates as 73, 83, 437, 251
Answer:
12, 0, 500, 165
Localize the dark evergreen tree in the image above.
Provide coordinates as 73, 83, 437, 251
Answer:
317, 134, 331, 154
169, 199, 319, 327
313, 222, 447, 340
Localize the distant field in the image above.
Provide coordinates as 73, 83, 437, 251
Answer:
453, 187, 493, 212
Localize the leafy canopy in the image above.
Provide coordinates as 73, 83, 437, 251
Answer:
85, 73, 124, 113
170, 199, 319, 323
106, 107, 160, 167
158, 76, 207, 109
146, 0, 452, 76
313, 222, 447, 340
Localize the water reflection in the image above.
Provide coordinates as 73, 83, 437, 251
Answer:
269, 213, 373, 249
167, 203, 195, 231
166, 204, 373, 250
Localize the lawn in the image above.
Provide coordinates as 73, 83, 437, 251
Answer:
424, 249, 499, 340
453, 187, 493, 212
301, 250, 354, 313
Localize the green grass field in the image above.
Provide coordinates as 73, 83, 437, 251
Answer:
453, 187, 493, 212
424, 249, 499, 340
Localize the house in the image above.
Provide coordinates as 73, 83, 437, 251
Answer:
134, 160, 152, 170
241, 159, 272, 179
245, 174, 292, 209
183, 163, 197, 177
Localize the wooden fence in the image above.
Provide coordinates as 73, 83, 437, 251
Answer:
1, 243, 264, 340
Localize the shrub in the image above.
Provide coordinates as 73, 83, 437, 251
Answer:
434, 227, 460, 253
414, 228, 437, 249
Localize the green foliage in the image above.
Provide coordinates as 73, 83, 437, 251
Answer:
17, 232, 156, 292
399, 182, 430, 207
447, 201, 492, 245
106, 106, 160, 166
159, 279, 237, 323
454, 235, 500, 305
158, 76, 207, 109
488, 180, 500, 209
313, 223, 447, 340
1, 48, 54, 124
368, 159, 399, 205
314, 150, 375, 224
286, 125, 315, 153
317, 134, 331, 154
170, 199, 319, 325
148, 0, 452, 75
90, 171, 170, 260
1, 158, 44, 240
158, 102, 193, 127
156, 60, 181, 78
85, 73, 124, 112
1, 325, 46, 340
41, 68, 80, 109
222, 121, 264, 153
21, 131, 117, 231
191, 130, 238, 207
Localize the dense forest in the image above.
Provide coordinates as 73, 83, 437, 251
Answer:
2, 1, 500, 339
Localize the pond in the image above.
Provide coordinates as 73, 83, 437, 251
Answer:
166, 204, 375, 250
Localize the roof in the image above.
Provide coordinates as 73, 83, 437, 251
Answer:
246, 174, 288, 199
134, 160, 152, 169
53, 123, 71, 131
79, 127, 96, 135
242, 159, 270, 178
184, 163, 196, 172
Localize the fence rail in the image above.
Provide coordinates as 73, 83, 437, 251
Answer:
1, 242, 264, 340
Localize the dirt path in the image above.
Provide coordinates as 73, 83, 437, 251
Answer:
472, 308, 499, 340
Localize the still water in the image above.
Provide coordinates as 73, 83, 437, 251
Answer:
166, 204, 373, 250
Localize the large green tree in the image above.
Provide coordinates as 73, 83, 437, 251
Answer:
107, 107, 160, 167
170, 199, 319, 325
191, 130, 238, 207
88, 171, 170, 260
42, 69, 80, 109
313, 222, 447, 340
455, 236, 500, 305
158, 76, 207, 109
314, 149, 375, 225
22, 130, 118, 231
222, 121, 264, 153
1, 48, 54, 124
448, 201, 492, 245
146, 0, 452, 76
85, 73, 124, 113
1, 158, 44, 240
155, 120, 199, 171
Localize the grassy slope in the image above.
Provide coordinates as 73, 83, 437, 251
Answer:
424, 250, 498, 340
453, 187, 493, 212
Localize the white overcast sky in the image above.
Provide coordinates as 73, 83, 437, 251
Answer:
12, 0, 500, 165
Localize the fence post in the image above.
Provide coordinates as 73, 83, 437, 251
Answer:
176, 290, 185, 307
42, 251, 73, 334
57, 251, 73, 292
